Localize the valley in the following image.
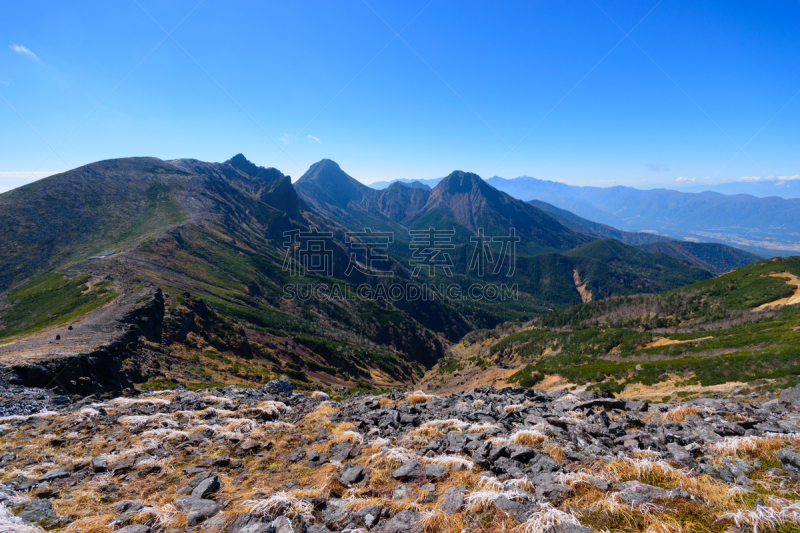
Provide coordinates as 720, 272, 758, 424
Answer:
0, 154, 796, 403
0, 155, 799, 533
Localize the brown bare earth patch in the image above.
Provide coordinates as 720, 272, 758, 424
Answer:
618, 375, 749, 401
754, 272, 800, 310
573, 269, 593, 303
644, 336, 713, 349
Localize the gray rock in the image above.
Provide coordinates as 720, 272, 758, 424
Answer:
493, 496, 529, 522
191, 475, 222, 499
666, 443, 697, 468
241, 440, 262, 452
174, 496, 223, 526
544, 524, 597, 533
529, 454, 561, 474
381, 510, 420, 533
264, 379, 296, 395
110, 500, 145, 514
779, 384, 800, 402
286, 448, 306, 463
341, 465, 365, 484
91, 455, 107, 473
439, 486, 464, 514
116, 526, 151, 533
109, 455, 136, 473
392, 459, 422, 480
273, 516, 294, 533
201, 512, 231, 532
613, 481, 670, 504
9, 499, 67, 529
227, 513, 273, 533
777, 447, 800, 472
535, 483, 571, 505
668, 488, 691, 499
38, 466, 72, 482
492, 457, 525, 477
425, 464, 449, 479
508, 444, 535, 463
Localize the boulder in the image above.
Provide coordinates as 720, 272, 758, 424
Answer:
38, 466, 72, 482
174, 496, 223, 525
91, 455, 107, 473
392, 459, 422, 480
382, 510, 420, 533
264, 379, 296, 395
439, 486, 464, 514
341, 465, 365, 484
777, 447, 800, 472
191, 475, 222, 499
424, 464, 449, 480
613, 481, 670, 504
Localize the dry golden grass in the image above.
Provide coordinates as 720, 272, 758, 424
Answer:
599, 457, 739, 511
420, 510, 466, 533
410, 419, 469, 437
62, 513, 119, 533
661, 406, 699, 422
301, 401, 338, 426
8, 388, 800, 533
345, 496, 424, 514
509, 429, 546, 448
710, 434, 800, 461
330, 423, 363, 444
407, 390, 434, 404
542, 442, 567, 463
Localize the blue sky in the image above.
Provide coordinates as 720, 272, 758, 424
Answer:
1, 1, 799, 192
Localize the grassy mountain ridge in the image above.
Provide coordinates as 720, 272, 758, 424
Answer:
0, 158, 193, 292
432, 256, 800, 399
0, 156, 460, 392
0, 155, 744, 394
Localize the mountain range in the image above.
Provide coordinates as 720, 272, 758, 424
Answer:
483, 176, 800, 256
368, 175, 800, 257
371, 176, 800, 200
0, 155, 769, 393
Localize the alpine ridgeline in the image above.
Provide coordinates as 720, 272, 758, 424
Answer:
0, 155, 774, 395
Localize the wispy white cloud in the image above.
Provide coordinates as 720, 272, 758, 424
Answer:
0, 78, 9, 86
10, 44, 39, 61
675, 177, 695, 182
280, 133, 293, 145
307, 135, 320, 143
647, 163, 669, 172
737, 174, 800, 183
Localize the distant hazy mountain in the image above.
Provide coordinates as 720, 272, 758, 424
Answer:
297, 162, 716, 306
484, 175, 800, 256
527, 199, 763, 274
679, 179, 800, 199
369, 177, 443, 190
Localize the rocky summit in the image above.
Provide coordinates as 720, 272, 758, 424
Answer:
1, 380, 799, 533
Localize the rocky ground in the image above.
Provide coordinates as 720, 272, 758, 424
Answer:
1, 380, 800, 533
